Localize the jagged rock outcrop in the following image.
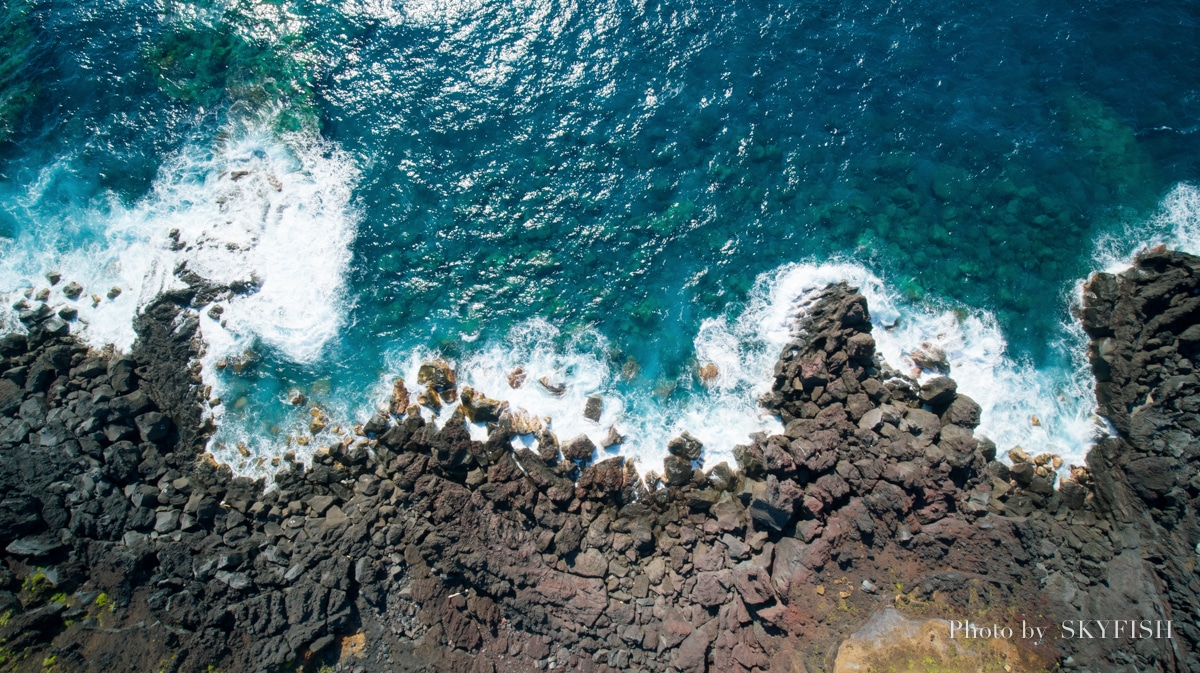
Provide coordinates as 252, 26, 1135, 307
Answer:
0, 254, 1196, 672
1071, 248, 1200, 672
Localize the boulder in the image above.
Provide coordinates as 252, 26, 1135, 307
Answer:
707, 462, 737, 491
417, 360, 456, 391
107, 356, 137, 394
918, 376, 957, 410
577, 457, 631, 498
667, 431, 703, 460
460, 386, 508, 423
746, 475, 802, 532
40, 316, 69, 337
388, 378, 409, 416
135, 411, 170, 442
732, 560, 774, 605
5, 536, 63, 557
561, 434, 596, 462
363, 411, 390, 435
416, 389, 441, 411
663, 455, 693, 487
1126, 457, 1177, 502
583, 395, 603, 422
570, 549, 608, 578
942, 394, 981, 428
846, 332, 876, 362
1009, 462, 1035, 488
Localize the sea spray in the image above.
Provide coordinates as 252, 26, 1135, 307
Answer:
337, 258, 1104, 480
183, 129, 360, 470
1093, 183, 1200, 270
737, 261, 1105, 472
0, 120, 361, 474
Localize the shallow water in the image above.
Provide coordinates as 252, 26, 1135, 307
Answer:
2, 0, 1199, 476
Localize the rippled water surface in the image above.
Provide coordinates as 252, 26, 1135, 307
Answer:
2, 0, 1199, 474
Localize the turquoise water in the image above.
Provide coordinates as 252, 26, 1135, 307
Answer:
2, 0, 1199, 475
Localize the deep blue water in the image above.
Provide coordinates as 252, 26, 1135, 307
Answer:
2, 0, 1199, 474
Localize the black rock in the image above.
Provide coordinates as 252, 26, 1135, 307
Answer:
0, 379, 23, 415
562, 434, 596, 462
986, 460, 1010, 482
103, 440, 142, 483
583, 395, 603, 422
667, 431, 703, 461
363, 411, 390, 436
1060, 480, 1087, 509
39, 316, 69, 337
6, 536, 63, 557
663, 455, 692, 487
0, 333, 27, 357
17, 397, 47, 428
942, 394, 981, 428
918, 376, 957, 410
1009, 462, 1035, 488
135, 411, 170, 442
110, 390, 152, 418
107, 356, 137, 394
70, 357, 107, 379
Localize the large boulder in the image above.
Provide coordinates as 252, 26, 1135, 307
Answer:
417, 360, 456, 391
663, 455, 693, 487
667, 431, 703, 460
459, 386, 508, 423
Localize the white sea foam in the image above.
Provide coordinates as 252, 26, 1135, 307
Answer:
0, 156, 162, 350
1093, 182, 1200, 268
180, 129, 359, 471
0, 121, 360, 475
347, 258, 1103, 478
735, 261, 1104, 470
362, 314, 784, 474
7, 152, 1190, 482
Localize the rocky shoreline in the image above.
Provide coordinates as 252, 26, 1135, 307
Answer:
0, 249, 1197, 672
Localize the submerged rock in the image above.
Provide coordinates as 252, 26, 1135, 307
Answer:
538, 376, 566, 396
909, 341, 949, 375
507, 367, 526, 388
583, 395, 603, 422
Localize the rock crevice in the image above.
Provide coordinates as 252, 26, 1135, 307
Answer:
0, 253, 1196, 672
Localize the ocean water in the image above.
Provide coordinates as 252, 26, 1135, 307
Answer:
2, 0, 1199, 477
